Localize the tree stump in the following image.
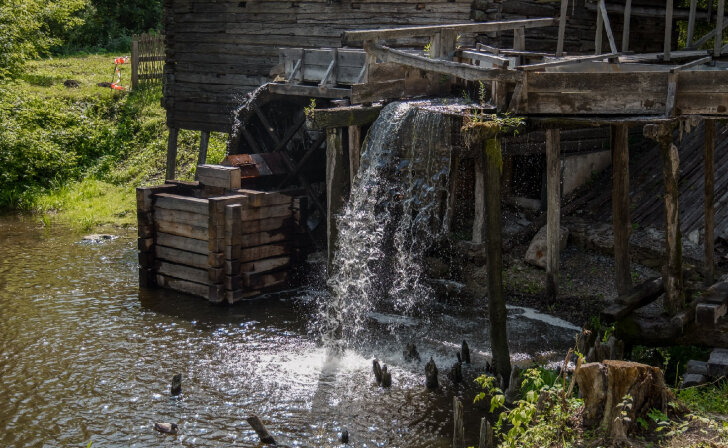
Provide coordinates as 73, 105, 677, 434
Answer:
373, 359, 383, 385
574, 360, 674, 440
425, 357, 439, 389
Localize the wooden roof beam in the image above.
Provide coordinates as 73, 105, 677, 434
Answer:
342, 18, 557, 44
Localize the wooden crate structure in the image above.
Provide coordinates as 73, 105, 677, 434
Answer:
137, 165, 307, 303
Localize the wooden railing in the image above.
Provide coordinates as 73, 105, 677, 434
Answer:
131, 34, 165, 89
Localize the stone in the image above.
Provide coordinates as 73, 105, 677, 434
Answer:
524, 225, 569, 269
707, 348, 728, 378
685, 360, 708, 376
171, 374, 182, 396
403, 343, 420, 363
461, 340, 471, 364
340, 429, 349, 444
688, 229, 700, 245
425, 358, 439, 389
154, 422, 178, 434
681, 373, 708, 388
380, 365, 392, 388
82, 234, 115, 243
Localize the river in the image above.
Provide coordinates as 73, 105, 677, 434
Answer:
0, 214, 580, 447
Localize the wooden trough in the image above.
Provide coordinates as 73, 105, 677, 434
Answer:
137, 165, 308, 303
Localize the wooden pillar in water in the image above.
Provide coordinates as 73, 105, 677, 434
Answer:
348, 125, 361, 185
705, 119, 716, 285
485, 135, 512, 388
326, 127, 347, 272
545, 129, 561, 300
612, 124, 632, 295
644, 123, 683, 314
166, 127, 179, 180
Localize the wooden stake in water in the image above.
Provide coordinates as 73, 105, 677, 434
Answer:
170, 374, 182, 396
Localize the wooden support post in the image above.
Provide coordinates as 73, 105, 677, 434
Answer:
513, 27, 526, 51
473, 151, 486, 243
446, 153, 460, 231
665, 0, 674, 62
705, 119, 716, 285
485, 135, 512, 388
644, 123, 683, 314
546, 129, 561, 300
453, 397, 465, 448
716, 0, 726, 57
348, 125, 361, 185
622, 0, 633, 52
195, 131, 210, 180
556, 0, 569, 57
687, 0, 698, 48
166, 127, 179, 181
131, 39, 139, 90
598, 0, 618, 54
326, 127, 347, 273
612, 125, 632, 296
595, 5, 604, 54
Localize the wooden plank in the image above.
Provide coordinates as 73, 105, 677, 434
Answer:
241, 203, 291, 221
342, 18, 557, 43
154, 193, 209, 215
612, 124, 632, 295
365, 43, 522, 83
556, 0, 569, 57
519, 53, 618, 71
156, 219, 208, 241
306, 105, 382, 130
242, 216, 291, 234
197, 164, 242, 190
156, 232, 208, 254
241, 231, 288, 248
598, 0, 618, 54
154, 207, 209, 228
459, 51, 510, 68
546, 128, 561, 299
268, 83, 352, 99
622, 0, 633, 52
155, 246, 209, 269
241, 244, 291, 263
235, 190, 292, 208
243, 270, 288, 290
326, 127, 347, 271
156, 274, 209, 299
157, 261, 210, 285
686, 0, 697, 48
705, 119, 716, 285
166, 128, 179, 181
665, 0, 674, 62
670, 56, 712, 72
595, 3, 604, 55
717, 0, 726, 57
240, 256, 292, 273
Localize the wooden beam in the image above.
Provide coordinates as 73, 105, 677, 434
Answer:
666, 72, 678, 117
546, 129, 561, 300
306, 105, 382, 130
365, 43, 522, 83
705, 119, 716, 286
687, 17, 728, 50
716, 0, 726, 57
622, 0, 633, 52
595, 4, 604, 55
599, 0, 619, 54
644, 123, 683, 314
670, 55, 712, 72
556, 0, 569, 57
166, 127, 179, 181
519, 53, 618, 71
326, 128, 347, 273
195, 131, 210, 181
612, 124, 632, 296
473, 150, 486, 244
513, 27, 526, 52
458, 50, 510, 68
348, 125, 361, 186
268, 83, 352, 99
687, 0, 698, 48
665, 0, 674, 62
343, 18, 558, 43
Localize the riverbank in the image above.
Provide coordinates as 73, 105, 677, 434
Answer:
0, 53, 228, 231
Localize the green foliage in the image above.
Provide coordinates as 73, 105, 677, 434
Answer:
677, 380, 728, 415
0, 0, 86, 78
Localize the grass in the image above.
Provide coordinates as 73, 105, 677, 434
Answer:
0, 53, 227, 231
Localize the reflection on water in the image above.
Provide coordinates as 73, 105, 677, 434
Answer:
0, 215, 579, 447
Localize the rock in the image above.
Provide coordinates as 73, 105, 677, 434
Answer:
449, 362, 463, 383
681, 373, 708, 388
64, 79, 80, 88
685, 360, 708, 376
82, 234, 115, 243
707, 348, 728, 378
340, 429, 349, 444
171, 374, 182, 396
403, 343, 420, 362
524, 225, 569, 269
372, 359, 383, 385
381, 365, 392, 388
574, 360, 674, 439
461, 340, 471, 364
154, 422, 178, 434
687, 229, 700, 245
425, 357, 439, 389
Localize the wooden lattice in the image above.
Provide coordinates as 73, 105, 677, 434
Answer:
131, 34, 165, 89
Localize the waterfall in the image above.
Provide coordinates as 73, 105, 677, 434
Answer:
320, 101, 456, 346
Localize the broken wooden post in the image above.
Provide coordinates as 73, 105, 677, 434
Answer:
425, 357, 439, 389
195, 131, 210, 180
479, 417, 494, 448
461, 340, 471, 364
611, 124, 632, 295
664, 0, 674, 61
705, 120, 716, 285
246, 415, 277, 444
171, 374, 182, 396
326, 127, 347, 272
644, 123, 683, 314
453, 397, 465, 448
545, 129, 561, 300
716, 0, 726, 58
373, 359, 383, 385
348, 125, 361, 185
450, 362, 463, 383
381, 365, 392, 387
166, 127, 179, 180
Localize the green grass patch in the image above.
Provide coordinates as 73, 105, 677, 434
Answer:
0, 53, 227, 231
677, 380, 728, 415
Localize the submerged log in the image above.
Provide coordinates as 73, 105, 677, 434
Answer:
246, 415, 277, 445
574, 361, 674, 440
425, 357, 439, 389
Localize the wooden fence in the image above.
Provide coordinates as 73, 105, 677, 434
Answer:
131, 34, 165, 89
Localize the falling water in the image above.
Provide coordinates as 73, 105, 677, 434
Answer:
321, 101, 456, 345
